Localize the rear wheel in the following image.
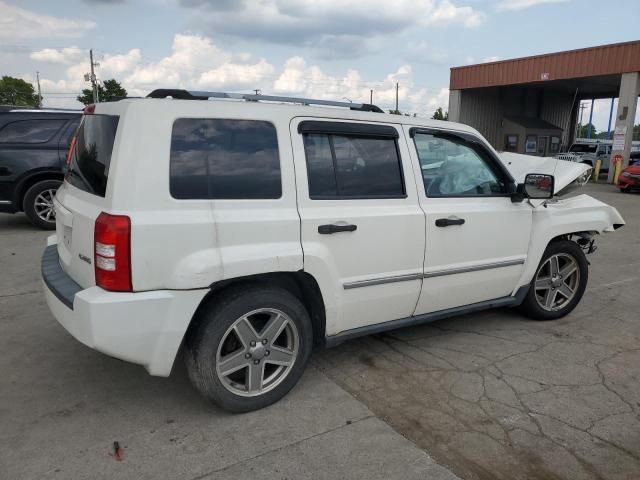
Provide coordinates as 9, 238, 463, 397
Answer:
184, 285, 313, 413
23, 179, 61, 230
518, 240, 588, 321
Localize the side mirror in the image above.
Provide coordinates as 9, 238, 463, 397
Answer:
523, 173, 554, 199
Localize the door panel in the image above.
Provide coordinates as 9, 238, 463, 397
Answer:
405, 125, 532, 315
292, 118, 425, 336
417, 197, 531, 313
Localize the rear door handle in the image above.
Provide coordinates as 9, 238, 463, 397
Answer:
435, 217, 465, 227
318, 223, 357, 234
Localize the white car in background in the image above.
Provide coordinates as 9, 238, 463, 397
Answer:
555, 140, 612, 170
42, 90, 624, 412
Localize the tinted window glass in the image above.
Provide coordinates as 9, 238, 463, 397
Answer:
0, 119, 66, 143
303, 133, 404, 198
170, 119, 281, 199
413, 133, 504, 197
66, 115, 119, 197
304, 134, 337, 197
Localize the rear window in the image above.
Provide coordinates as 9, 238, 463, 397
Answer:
170, 118, 281, 199
0, 119, 67, 143
66, 114, 119, 197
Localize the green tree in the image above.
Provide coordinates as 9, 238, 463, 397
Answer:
432, 107, 448, 120
576, 123, 598, 138
0, 76, 40, 107
77, 78, 127, 105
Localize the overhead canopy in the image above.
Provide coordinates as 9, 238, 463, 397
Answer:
450, 41, 640, 98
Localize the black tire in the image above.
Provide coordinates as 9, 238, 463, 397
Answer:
619, 188, 630, 193
23, 179, 61, 230
517, 240, 589, 321
184, 284, 313, 413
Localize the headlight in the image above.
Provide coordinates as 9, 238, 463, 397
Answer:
622, 172, 631, 178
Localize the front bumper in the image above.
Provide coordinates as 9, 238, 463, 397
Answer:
618, 175, 640, 190
41, 244, 208, 376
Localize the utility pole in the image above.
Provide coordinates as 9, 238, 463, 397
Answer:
36, 71, 42, 108
395, 83, 399, 113
253, 89, 261, 95
577, 101, 588, 138
370, 89, 373, 104
89, 49, 99, 103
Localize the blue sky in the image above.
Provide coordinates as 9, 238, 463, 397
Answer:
1, 0, 638, 129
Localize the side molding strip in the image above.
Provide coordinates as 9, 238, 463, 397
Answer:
342, 259, 525, 289
423, 259, 525, 279
343, 273, 422, 290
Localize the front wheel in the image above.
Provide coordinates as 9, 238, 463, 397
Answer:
517, 240, 588, 321
184, 285, 313, 413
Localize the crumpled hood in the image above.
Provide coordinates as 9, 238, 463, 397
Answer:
499, 152, 591, 194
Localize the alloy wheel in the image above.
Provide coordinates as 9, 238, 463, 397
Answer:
34, 189, 57, 223
534, 253, 580, 311
216, 308, 299, 397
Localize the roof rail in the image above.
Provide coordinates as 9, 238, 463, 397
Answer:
146, 89, 384, 113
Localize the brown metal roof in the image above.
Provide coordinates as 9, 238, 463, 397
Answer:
450, 41, 640, 90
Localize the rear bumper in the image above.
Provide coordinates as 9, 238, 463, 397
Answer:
41, 244, 208, 376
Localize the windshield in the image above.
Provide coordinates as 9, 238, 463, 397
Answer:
66, 114, 119, 197
569, 144, 597, 154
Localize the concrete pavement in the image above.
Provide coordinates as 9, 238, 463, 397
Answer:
1, 183, 639, 479
316, 184, 640, 480
0, 213, 459, 479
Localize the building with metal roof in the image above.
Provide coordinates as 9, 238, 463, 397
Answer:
448, 40, 640, 180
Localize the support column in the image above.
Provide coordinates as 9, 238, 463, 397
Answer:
608, 72, 640, 182
448, 90, 461, 122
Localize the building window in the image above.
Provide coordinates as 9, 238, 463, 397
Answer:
525, 135, 537, 154
169, 119, 281, 200
504, 134, 518, 152
303, 133, 405, 199
550, 136, 560, 153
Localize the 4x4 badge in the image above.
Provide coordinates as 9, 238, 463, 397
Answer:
78, 253, 92, 265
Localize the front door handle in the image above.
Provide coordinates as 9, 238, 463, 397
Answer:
435, 217, 465, 227
318, 223, 357, 234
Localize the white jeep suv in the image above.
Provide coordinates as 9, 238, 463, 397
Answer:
42, 90, 624, 412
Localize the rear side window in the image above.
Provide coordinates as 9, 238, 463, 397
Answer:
66, 114, 119, 197
0, 119, 66, 143
303, 133, 405, 199
170, 119, 281, 199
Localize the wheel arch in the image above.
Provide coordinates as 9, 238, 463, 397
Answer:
14, 170, 64, 211
185, 271, 327, 349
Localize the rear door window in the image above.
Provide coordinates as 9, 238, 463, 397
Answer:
66, 114, 119, 197
0, 119, 67, 143
301, 126, 405, 199
170, 119, 281, 199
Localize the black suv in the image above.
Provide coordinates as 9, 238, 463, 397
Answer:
0, 107, 81, 229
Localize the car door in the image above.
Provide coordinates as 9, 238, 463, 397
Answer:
291, 118, 426, 336
405, 126, 532, 315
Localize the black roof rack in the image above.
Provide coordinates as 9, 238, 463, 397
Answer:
146, 89, 384, 113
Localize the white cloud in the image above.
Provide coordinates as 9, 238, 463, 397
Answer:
482, 55, 502, 62
182, 0, 485, 56
35, 34, 450, 116
496, 0, 568, 11
30, 47, 84, 65
0, 1, 95, 40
